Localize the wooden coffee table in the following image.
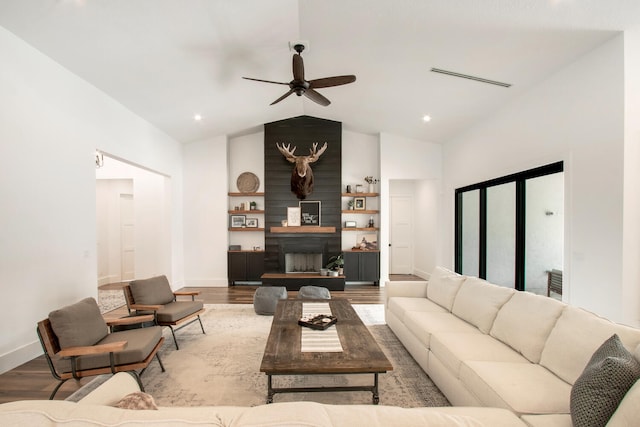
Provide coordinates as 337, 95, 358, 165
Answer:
260, 299, 392, 404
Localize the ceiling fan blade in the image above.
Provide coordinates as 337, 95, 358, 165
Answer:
292, 54, 304, 81
309, 75, 356, 89
270, 89, 296, 105
242, 77, 289, 85
303, 88, 331, 106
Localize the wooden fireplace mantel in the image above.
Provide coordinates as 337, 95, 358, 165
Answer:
270, 226, 336, 233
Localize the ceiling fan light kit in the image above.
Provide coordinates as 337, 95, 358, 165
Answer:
243, 41, 356, 106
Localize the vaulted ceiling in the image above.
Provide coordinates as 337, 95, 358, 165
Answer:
1, 1, 639, 144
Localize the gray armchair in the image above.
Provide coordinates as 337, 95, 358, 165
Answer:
124, 275, 205, 350
37, 297, 165, 399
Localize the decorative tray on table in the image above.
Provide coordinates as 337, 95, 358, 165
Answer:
298, 314, 338, 330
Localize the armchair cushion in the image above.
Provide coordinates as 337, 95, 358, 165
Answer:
155, 301, 204, 323
129, 275, 175, 306
48, 297, 108, 349
56, 326, 163, 373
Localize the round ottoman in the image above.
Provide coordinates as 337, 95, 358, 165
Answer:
297, 285, 331, 300
253, 286, 288, 315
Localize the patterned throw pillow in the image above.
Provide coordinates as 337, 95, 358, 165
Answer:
115, 392, 158, 410
570, 334, 640, 427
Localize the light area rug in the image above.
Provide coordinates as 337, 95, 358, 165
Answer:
97, 290, 126, 314
71, 304, 449, 408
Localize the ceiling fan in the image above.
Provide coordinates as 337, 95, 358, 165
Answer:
243, 44, 356, 106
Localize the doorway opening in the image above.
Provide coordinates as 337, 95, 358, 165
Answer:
95, 153, 172, 289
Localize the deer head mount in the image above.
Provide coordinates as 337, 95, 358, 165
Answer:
276, 142, 328, 200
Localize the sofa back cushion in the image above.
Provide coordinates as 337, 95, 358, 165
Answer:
427, 266, 466, 311
48, 297, 108, 349
490, 291, 565, 363
540, 305, 640, 384
129, 275, 175, 306
451, 277, 515, 333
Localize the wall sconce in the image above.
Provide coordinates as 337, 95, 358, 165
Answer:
95, 150, 104, 168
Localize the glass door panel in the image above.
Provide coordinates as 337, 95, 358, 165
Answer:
486, 183, 515, 287
461, 190, 480, 276
525, 172, 564, 298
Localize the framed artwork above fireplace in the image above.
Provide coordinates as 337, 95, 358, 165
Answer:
299, 201, 321, 226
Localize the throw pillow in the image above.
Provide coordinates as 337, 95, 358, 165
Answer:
48, 297, 108, 349
570, 334, 640, 427
114, 392, 158, 410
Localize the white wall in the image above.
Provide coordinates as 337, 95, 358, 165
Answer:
0, 26, 184, 373
182, 135, 229, 286
442, 34, 630, 324
622, 27, 640, 326
380, 134, 442, 283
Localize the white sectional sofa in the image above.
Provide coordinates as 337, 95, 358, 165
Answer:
0, 371, 528, 426
386, 266, 640, 427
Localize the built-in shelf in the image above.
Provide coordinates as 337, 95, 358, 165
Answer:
343, 227, 379, 231
228, 210, 265, 214
341, 209, 379, 214
342, 192, 379, 197
228, 227, 265, 232
270, 226, 336, 233
228, 192, 264, 197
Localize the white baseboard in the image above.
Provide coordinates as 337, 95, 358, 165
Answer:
0, 340, 42, 375
413, 268, 430, 280
184, 278, 229, 287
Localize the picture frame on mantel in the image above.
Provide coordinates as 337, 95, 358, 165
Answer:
287, 207, 301, 227
299, 201, 321, 226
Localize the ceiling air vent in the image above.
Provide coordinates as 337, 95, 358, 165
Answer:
430, 68, 511, 88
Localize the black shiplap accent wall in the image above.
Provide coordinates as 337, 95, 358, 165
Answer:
264, 116, 342, 273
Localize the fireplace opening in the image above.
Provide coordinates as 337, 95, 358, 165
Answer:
285, 253, 322, 273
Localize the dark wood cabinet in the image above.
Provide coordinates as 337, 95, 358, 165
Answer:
343, 251, 380, 285
228, 251, 264, 285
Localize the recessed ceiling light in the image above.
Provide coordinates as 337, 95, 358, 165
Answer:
422, 115, 432, 123
194, 114, 203, 121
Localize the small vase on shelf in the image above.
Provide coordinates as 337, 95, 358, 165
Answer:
368, 184, 375, 193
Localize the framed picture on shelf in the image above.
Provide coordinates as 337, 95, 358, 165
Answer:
354, 197, 366, 210
287, 207, 301, 227
230, 215, 246, 228
299, 201, 321, 226
356, 233, 378, 250
245, 218, 258, 228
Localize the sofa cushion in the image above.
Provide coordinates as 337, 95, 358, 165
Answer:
404, 311, 481, 348
129, 275, 175, 306
430, 332, 528, 379
570, 334, 640, 427
490, 291, 565, 363
519, 414, 573, 427
387, 296, 447, 322
48, 297, 108, 349
451, 277, 515, 333
427, 266, 466, 311
607, 378, 640, 427
540, 305, 640, 384
460, 361, 572, 415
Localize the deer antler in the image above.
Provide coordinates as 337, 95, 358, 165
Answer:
276, 143, 297, 163
307, 142, 328, 163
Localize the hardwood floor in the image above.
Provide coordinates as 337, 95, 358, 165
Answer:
0, 283, 391, 404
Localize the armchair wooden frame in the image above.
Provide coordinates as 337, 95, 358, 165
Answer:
123, 286, 206, 350
37, 314, 165, 400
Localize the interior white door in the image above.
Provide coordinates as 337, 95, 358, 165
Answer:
120, 194, 135, 281
390, 195, 413, 274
